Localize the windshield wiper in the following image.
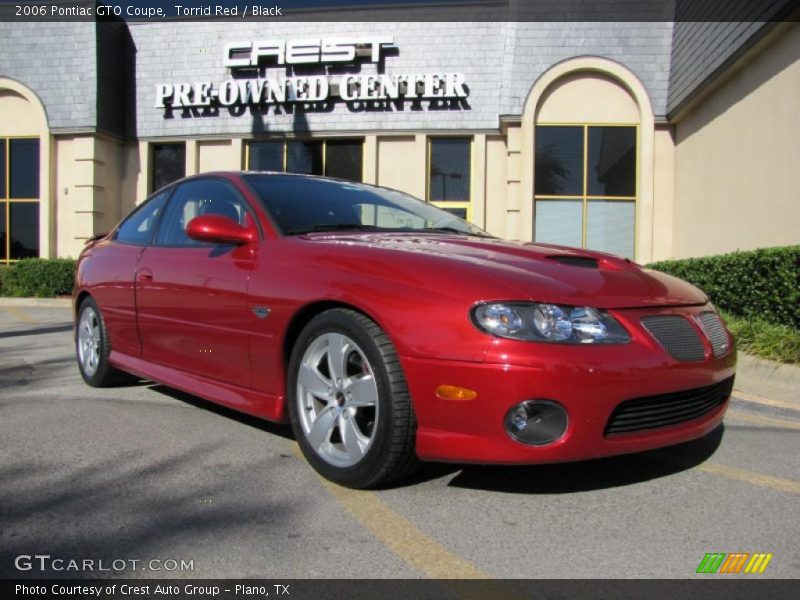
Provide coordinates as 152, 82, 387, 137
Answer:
285, 223, 385, 235
286, 223, 495, 238
420, 226, 468, 235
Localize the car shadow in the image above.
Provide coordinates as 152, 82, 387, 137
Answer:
441, 425, 725, 494
0, 445, 296, 579
142, 381, 725, 493
146, 383, 295, 441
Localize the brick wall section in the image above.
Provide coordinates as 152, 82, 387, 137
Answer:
129, 20, 674, 138
128, 21, 506, 137
668, 0, 794, 115
504, 22, 674, 117
0, 22, 97, 131
3, 9, 787, 136
96, 21, 136, 139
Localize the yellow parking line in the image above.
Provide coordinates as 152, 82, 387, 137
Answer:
726, 409, 800, 431
2, 306, 37, 325
293, 444, 488, 579
733, 390, 800, 412
698, 462, 800, 495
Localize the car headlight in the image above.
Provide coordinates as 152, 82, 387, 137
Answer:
471, 302, 630, 344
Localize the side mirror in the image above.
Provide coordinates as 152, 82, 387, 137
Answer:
186, 215, 255, 245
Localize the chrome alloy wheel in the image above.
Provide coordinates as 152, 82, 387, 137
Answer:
78, 306, 101, 377
296, 332, 379, 468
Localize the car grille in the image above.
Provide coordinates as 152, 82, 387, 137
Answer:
698, 312, 729, 357
641, 315, 705, 362
547, 255, 598, 268
604, 376, 734, 436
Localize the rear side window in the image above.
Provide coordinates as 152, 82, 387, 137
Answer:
115, 190, 169, 246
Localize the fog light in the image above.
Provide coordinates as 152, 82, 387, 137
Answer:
504, 400, 568, 445
510, 405, 528, 431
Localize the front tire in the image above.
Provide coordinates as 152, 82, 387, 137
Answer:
288, 309, 419, 488
76, 297, 126, 387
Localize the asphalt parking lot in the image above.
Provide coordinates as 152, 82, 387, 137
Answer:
1, 303, 798, 580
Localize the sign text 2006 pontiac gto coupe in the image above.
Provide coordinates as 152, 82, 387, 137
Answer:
74, 172, 735, 488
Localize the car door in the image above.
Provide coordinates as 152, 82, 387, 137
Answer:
135, 177, 258, 387
82, 189, 170, 358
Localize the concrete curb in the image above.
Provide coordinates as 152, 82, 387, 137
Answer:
734, 353, 800, 405
0, 297, 72, 308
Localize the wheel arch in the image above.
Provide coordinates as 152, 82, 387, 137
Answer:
73, 289, 92, 320
282, 300, 381, 372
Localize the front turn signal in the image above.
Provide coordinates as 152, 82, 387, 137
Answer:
436, 385, 478, 401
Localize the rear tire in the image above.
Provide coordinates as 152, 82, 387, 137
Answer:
76, 297, 129, 387
288, 309, 419, 488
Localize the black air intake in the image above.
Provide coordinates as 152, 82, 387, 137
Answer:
605, 376, 734, 435
547, 255, 599, 268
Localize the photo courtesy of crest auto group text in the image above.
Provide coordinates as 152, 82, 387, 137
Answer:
0, 0, 798, 598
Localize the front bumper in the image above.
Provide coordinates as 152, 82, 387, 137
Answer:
402, 305, 736, 464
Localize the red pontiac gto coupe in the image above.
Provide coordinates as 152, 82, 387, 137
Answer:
74, 172, 736, 488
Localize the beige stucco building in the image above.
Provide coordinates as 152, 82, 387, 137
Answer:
1, 3, 798, 264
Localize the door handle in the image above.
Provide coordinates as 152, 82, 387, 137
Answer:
137, 268, 153, 282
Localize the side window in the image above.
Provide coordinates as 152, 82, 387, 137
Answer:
115, 190, 169, 246
154, 179, 251, 247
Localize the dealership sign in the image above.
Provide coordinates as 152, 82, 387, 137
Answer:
155, 37, 468, 110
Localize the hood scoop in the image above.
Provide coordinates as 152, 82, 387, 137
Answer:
546, 255, 599, 269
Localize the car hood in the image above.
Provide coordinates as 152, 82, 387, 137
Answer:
299, 232, 708, 309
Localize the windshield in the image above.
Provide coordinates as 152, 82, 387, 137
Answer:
243, 174, 491, 237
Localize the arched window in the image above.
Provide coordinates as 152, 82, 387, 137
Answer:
521, 59, 655, 261
533, 72, 639, 258
0, 84, 46, 263
534, 123, 637, 258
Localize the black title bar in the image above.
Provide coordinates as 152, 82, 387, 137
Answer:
3, 579, 800, 600
0, 0, 799, 22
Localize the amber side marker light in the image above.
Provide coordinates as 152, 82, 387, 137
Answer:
436, 385, 478, 401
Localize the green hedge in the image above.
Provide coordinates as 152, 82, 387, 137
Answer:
648, 246, 800, 329
2, 258, 77, 298
721, 310, 800, 364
